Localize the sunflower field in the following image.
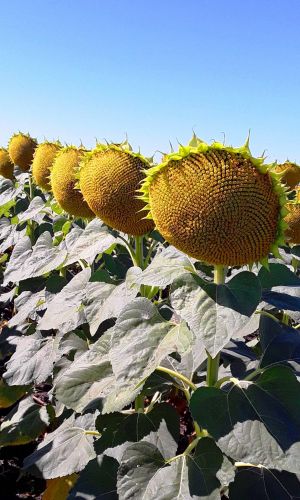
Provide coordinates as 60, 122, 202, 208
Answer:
1, 132, 300, 499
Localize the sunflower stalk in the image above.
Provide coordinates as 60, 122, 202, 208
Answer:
135, 236, 147, 297
206, 265, 224, 387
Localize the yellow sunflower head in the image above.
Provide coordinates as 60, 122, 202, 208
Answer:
274, 161, 300, 190
78, 141, 154, 235
50, 146, 94, 219
140, 135, 288, 267
284, 199, 300, 245
32, 141, 61, 191
8, 132, 37, 172
0, 148, 14, 180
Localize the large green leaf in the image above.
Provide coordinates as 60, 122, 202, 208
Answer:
229, 467, 300, 500
0, 378, 29, 408
3, 220, 117, 284
259, 316, 300, 371
23, 413, 97, 479
58, 331, 88, 359
171, 272, 261, 357
95, 403, 179, 461
117, 442, 165, 499
62, 219, 117, 267
3, 233, 67, 284
4, 333, 60, 385
136, 246, 194, 288
39, 269, 137, 335
190, 366, 300, 473
0, 178, 24, 207
54, 329, 115, 412
17, 196, 47, 223
145, 438, 234, 500
84, 274, 138, 336
0, 218, 26, 252
108, 298, 192, 409
38, 268, 91, 333
68, 455, 119, 500
0, 396, 53, 447
117, 438, 234, 500
258, 263, 300, 288
8, 289, 51, 327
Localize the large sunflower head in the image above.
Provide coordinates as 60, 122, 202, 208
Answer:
78, 141, 154, 235
274, 161, 300, 190
32, 141, 61, 191
50, 146, 94, 219
284, 192, 300, 245
140, 135, 288, 267
0, 148, 14, 180
8, 132, 37, 172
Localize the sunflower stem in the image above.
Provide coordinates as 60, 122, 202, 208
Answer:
134, 394, 144, 413
135, 236, 144, 270
206, 265, 224, 387
156, 366, 197, 391
28, 173, 34, 201
135, 236, 147, 296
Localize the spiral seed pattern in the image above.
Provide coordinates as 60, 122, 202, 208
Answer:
149, 149, 280, 266
80, 148, 154, 235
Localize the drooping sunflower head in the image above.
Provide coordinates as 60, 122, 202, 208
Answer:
78, 141, 154, 235
50, 146, 95, 219
32, 141, 61, 191
284, 203, 300, 245
140, 135, 288, 267
274, 161, 300, 190
8, 132, 37, 172
0, 148, 14, 180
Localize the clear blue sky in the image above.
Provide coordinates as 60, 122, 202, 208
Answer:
1, 0, 300, 163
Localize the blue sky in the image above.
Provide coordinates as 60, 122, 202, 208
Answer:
1, 0, 300, 162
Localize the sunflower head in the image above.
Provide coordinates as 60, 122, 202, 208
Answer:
50, 146, 94, 219
78, 140, 154, 235
0, 148, 14, 180
140, 135, 288, 267
32, 140, 61, 191
8, 132, 37, 172
284, 201, 300, 245
274, 161, 300, 190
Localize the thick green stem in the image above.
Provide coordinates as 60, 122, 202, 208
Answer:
244, 367, 264, 381
206, 265, 224, 387
156, 366, 197, 391
206, 353, 220, 387
292, 257, 299, 274
135, 236, 144, 270
215, 376, 232, 389
144, 240, 157, 267
214, 264, 225, 285
134, 394, 144, 413
282, 312, 289, 326
135, 236, 148, 296
84, 430, 101, 436
255, 310, 280, 323
28, 173, 34, 201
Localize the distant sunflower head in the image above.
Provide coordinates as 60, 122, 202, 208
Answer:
274, 161, 300, 190
140, 135, 288, 267
32, 141, 61, 191
284, 202, 300, 245
0, 148, 14, 180
50, 146, 94, 219
8, 132, 37, 172
78, 141, 154, 235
